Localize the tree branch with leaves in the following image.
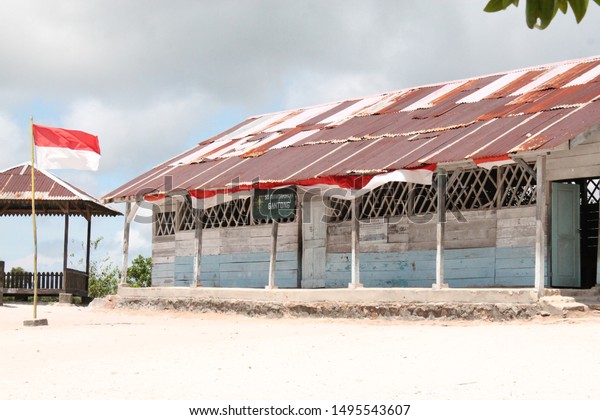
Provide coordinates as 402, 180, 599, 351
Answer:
485, 0, 600, 29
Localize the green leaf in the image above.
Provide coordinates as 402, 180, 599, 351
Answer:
568, 0, 589, 22
526, 0, 542, 28
539, 0, 561, 27
557, 0, 569, 13
594, 0, 600, 6
485, 0, 511, 12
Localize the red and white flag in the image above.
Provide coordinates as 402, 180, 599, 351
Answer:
32, 124, 101, 171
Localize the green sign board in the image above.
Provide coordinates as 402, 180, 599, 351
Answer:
253, 187, 296, 220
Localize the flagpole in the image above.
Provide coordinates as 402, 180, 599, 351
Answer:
30, 116, 39, 320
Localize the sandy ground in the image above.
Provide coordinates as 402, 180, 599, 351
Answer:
1, 301, 600, 400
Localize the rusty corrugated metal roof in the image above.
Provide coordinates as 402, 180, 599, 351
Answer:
104, 55, 600, 202
1, 163, 120, 217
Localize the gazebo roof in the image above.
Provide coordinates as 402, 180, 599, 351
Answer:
0, 163, 120, 217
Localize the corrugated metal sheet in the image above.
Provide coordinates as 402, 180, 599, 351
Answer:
565, 62, 600, 86
510, 62, 578, 96
104, 55, 600, 202
0, 163, 120, 216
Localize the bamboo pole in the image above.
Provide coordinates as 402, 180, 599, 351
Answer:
30, 116, 39, 319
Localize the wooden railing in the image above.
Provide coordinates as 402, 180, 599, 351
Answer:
0, 263, 89, 297
4, 271, 63, 290
65, 268, 88, 295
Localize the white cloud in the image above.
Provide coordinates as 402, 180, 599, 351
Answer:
10, 253, 63, 272
61, 94, 215, 170
0, 114, 28, 169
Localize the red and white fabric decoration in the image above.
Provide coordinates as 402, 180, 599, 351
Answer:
33, 124, 101, 171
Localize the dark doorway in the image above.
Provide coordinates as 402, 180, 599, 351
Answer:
578, 178, 599, 288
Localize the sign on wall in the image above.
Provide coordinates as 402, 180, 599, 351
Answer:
253, 187, 296, 220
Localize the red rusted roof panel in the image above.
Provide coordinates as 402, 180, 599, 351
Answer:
104, 55, 600, 201
536, 100, 600, 150
0, 163, 119, 216
487, 70, 545, 99
471, 109, 571, 158
537, 61, 600, 90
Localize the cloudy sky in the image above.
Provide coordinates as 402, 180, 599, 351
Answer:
1, 0, 600, 271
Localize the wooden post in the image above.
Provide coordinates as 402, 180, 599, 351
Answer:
296, 197, 303, 289
435, 168, 447, 289
85, 210, 92, 276
120, 201, 131, 286
349, 196, 362, 288
597, 194, 600, 286
0, 260, 4, 306
192, 209, 202, 287
266, 220, 279, 289
62, 210, 69, 292
534, 155, 547, 297
85, 209, 92, 294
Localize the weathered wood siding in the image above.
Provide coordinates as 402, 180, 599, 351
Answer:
152, 235, 176, 287
152, 221, 299, 288
547, 132, 600, 181
326, 207, 537, 287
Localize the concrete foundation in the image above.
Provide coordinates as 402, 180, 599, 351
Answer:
111, 286, 600, 321
58, 293, 73, 305
23, 318, 49, 327
118, 285, 540, 305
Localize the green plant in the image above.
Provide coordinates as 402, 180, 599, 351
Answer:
127, 255, 152, 288
71, 237, 120, 298
10, 266, 26, 274
484, 0, 600, 29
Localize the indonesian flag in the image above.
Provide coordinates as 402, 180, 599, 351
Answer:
32, 124, 101, 171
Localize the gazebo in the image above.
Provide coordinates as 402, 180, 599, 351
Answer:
0, 162, 120, 301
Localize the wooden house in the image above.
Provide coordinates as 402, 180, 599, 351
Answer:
104, 56, 600, 293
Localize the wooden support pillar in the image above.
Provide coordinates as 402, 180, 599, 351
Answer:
192, 209, 202, 287
85, 209, 92, 294
296, 197, 303, 289
266, 220, 279, 289
534, 155, 547, 297
597, 194, 600, 286
435, 168, 447, 289
0, 260, 4, 305
85, 210, 92, 276
120, 201, 132, 286
349, 196, 363, 289
62, 209, 69, 292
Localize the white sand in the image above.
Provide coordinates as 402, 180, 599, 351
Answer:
1, 302, 599, 400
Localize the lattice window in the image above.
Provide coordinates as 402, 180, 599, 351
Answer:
360, 182, 407, 219
328, 182, 436, 223
177, 199, 197, 231
328, 163, 536, 223
202, 198, 251, 229
446, 168, 498, 211
328, 197, 352, 222
499, 163, 536, 207
155, 211, 176, 236
586, 178, 600, 205
406, 183, 437, 215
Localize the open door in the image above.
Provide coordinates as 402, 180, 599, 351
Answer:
551, 182, 581, 288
